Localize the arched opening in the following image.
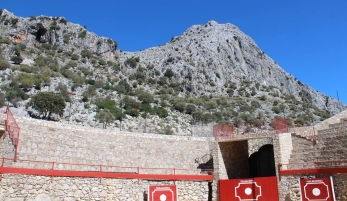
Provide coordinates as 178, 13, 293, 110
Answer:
248, 144, 276, 177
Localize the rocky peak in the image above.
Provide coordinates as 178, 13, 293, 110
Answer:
122, 21, 342, 113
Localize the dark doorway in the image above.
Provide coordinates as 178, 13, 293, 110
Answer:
248, 144, 276, 177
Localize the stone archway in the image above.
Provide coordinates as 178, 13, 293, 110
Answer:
248, 144, 276, 177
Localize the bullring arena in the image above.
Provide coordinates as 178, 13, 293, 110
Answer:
0, 106, 346, 201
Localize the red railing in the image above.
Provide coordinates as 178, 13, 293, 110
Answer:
0, 157, 213, 182
2, 107, 20, 162
278, 160, 347, 179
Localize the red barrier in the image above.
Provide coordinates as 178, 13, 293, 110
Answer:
5, 107, 20, 162
279, 160, 347, 179
219, 176, 279, 201
214, 124, 234, 140
300, 178, 334, 201
0, 157, 213, 182
274, 118, 288, 134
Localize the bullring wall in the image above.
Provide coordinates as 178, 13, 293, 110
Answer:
0, 175, 209, 201
0, 116, 213, 201
14, 117, 213, 170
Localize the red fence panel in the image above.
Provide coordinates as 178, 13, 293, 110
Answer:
274, 118, 288, 134
214, 124, 234, 140
299, 178, 334, 201
219, 176, 279, 201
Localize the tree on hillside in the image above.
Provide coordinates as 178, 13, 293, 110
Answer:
96, 109, 115, 129
28, 92, 66, 119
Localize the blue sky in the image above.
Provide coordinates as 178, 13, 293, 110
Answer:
1, 0, 347, 105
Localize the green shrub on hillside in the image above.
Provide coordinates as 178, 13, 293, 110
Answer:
19, 64, 34, 73
272, 106, 281, 114
63, 34, 70, 44
81, 49, 92, 58
59, 18, 67, 24
0, 59, 10, 70
125, 57, 140, 68
78, 30, 87, 38
71, 54, 80, 60
5, 86, 28, 105
124, 109, 140, 117
114, 80, 132, 94
186, 104, 196, 114
122, 96, 140, 110
174, 101, 186, 112
151, 107, 168, 118
50, 21, 60, 30
158, 76, 168, 85
136, 90, 154, 104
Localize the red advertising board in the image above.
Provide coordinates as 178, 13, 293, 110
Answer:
148, 185, 177, 201
300, 178, 334, 201
219, 176, 279, 201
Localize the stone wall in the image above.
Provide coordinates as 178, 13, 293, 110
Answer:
0, 174, 209, 201
14, 117, 212, 171
0, 116, 215, 200
247, 137, 273, 156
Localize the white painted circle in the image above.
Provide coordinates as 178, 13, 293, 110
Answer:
245, 187, 252, 195
160, 194, 167, 201
312, 188, 321, 196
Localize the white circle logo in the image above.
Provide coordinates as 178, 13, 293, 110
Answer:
160, 194, 167, 201
245, 187, 252, 195
312, 188, 321, 196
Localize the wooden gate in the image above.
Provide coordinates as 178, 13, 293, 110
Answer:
219, 176, 279, 201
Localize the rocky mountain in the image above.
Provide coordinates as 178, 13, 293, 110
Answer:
0, 9, 345, 135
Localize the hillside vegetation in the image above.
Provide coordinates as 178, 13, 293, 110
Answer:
0, 9, 345, 135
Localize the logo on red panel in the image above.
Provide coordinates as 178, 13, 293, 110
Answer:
235, 180, 262, 201
303, 180, 330, 201
300, 178, 332, 201
148, 185, 177, 201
